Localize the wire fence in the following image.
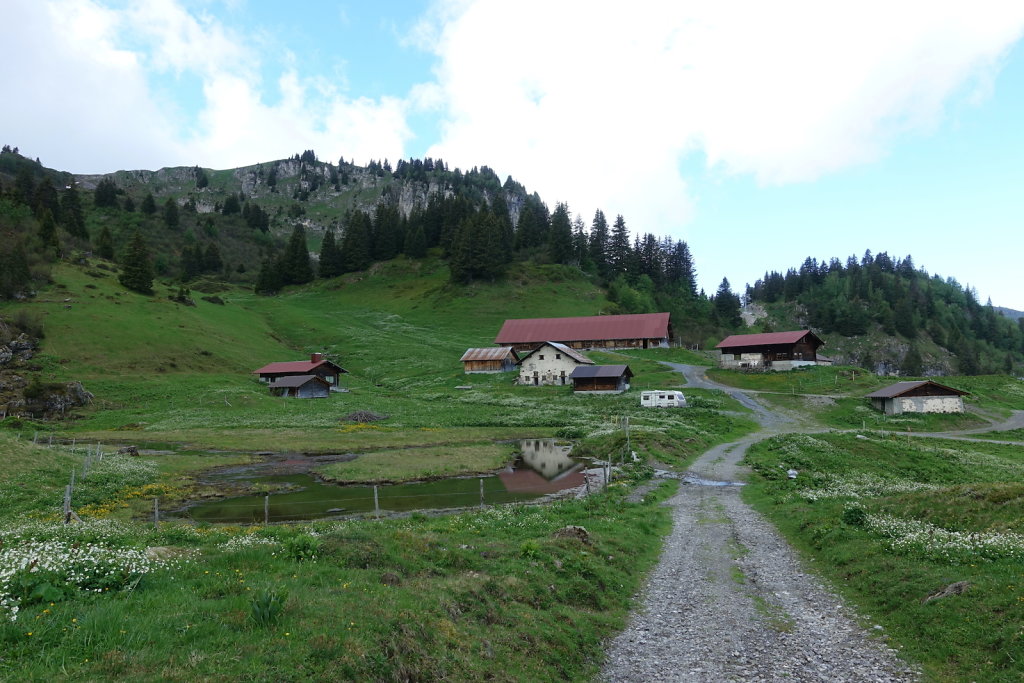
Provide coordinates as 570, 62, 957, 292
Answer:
18, 434, 612, 527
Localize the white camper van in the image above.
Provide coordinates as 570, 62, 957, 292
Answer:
640, 390, 687, 408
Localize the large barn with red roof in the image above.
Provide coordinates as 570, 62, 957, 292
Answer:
715, 330, 824, 371
495, 312, 671, 352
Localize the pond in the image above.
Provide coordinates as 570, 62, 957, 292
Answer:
186, 439, 589, 524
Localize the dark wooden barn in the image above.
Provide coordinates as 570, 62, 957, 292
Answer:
714, 330, 824, 371
569, 365, 633, 393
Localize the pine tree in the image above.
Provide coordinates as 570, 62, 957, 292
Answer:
61, 184, 87, 239
118, 230, 154, 294
0, 240, 32, 299
281, 225, 313, 285
38, 208, 59, 252
94, 178, 119, 208
122, 195, 135, 212
608, 214, 631, 274
33, 176, 61, 221
588, 209, 610, 276
254, 257, 282, 294
547, 203, 574, 265
203, 243, 223, 273
96, 226, 115, 261
340, 211, 372, 273
713, 277, 742, 328
404, 224, 427, 259
902, 344, 923, 376
141, 192, 157, 215
163, 198, 180, 229
318, 230, 343, 278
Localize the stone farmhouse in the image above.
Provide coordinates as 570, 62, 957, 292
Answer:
517, 342, 593, 386
496, 313, 671, 352
715, 330, 824, 371
865, 380, 968, 415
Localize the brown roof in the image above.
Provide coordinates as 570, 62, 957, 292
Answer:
865, 380, 968, 399
569, 364, 633, 379
253, 359, 346, 375
518, 342, 594, 365
460, 347, 519, 362
715, 330, 823, 349
268, 374, 330, 389
495, 313, 670, 344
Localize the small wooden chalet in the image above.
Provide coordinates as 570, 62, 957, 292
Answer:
269, 375, 331, 399
460, 347, 519, 373
715, 330, 824, 371
253, 353, 347, 389
865, 380, 968, 415
517, 342, 593, 386
495, 313, 671, 352
569, 365, 633, 393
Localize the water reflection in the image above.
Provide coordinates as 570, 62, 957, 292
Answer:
187, 439, 585, 524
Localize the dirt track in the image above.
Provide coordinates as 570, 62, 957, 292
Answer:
601, 365, 919, 682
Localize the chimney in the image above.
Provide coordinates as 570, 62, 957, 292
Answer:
311, 352, 323, 363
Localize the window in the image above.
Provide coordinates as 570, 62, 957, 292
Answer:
539, 354, 545, 360
555, 353, 561, 359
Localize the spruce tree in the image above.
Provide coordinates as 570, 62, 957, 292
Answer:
281, 225, 313, 285
404, 224, 427, 259
254, 258, 282, 294
38, 208, 59, 252
118, 230, 154, 294
141, 192, 157, 215
608, 214, 631, 274
713, 278, 742, 328
163, 198, 180, 229
588, 209, 610, 276
61, 184, 87, 239
96, 226, 115, 260
94, 178, 119, 208
548, 203, 574, 265
340, 211, 372, 273
318, 230, 343, 278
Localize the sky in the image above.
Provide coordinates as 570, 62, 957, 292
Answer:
3, 0, 1024, 310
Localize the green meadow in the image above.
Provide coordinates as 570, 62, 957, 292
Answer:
744, 432, 1024, 682
0, 259, 758, 680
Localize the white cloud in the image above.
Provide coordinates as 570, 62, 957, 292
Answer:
421, 0, 1024, 234
0, 0, 413, 172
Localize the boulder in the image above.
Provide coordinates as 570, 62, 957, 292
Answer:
552, 525, 591, 545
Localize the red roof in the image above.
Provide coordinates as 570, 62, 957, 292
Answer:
253, 359, 345, 375
715, 330, 823, 349
495, 313, 670, 344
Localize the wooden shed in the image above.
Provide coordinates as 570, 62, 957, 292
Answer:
865, 380, 968, 415
569, 365, 633, 393
268, 375, 331, 399
460, 347, 519, 373
715, 330, 824, 371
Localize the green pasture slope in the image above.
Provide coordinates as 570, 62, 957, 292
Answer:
0, 258, 761, 681
744, 432, 1024, 682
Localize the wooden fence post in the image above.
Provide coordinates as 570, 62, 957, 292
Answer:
479, 478, 484, 509
153, 498, 160, 529
373, 485, 380, 518
264, 495, 269, 524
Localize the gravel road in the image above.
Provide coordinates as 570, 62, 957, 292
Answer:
601, 365, 919, 682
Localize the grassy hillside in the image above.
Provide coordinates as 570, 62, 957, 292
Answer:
0, 257, 763, 681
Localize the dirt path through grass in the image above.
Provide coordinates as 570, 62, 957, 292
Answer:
602, 365, 918, 681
